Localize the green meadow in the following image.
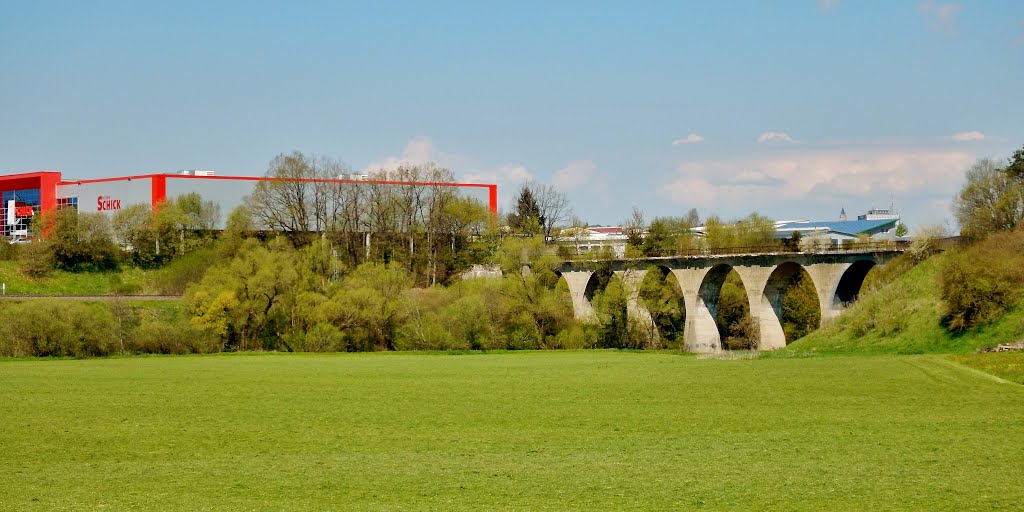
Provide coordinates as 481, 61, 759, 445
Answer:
1, 351, 1022, 511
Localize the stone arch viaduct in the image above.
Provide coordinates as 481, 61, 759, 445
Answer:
554, 249, 902, 352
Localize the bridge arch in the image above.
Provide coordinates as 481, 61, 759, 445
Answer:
756, 261, 822, 349
685, 264, 754, 351
833, 259, 877, 308
637, 265, 686, 346
583, 267, 614, 305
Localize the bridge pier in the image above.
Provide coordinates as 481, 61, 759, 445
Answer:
673, 267, 721, 353
803, 263, 851, 325
561, 271, 597, 322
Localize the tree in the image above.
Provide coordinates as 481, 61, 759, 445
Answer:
335, 263, 413, 351
641, 216, 696, 256
716, 271, 758, 350
187, 239, 297, 351
638, 269, 686, 346
247, 151, 317, 242
953, 158, 1024, 239
683, 208, 701, 228
529, 182, 571, 241
508, 185, 542, 235
780, 271, 821, 342
1006, 144, 1024, 183
621, 207, 645, 249
36, 208, 119, 271
703, 213, 779, 250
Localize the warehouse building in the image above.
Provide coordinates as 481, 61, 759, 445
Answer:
1, 170, 498, 240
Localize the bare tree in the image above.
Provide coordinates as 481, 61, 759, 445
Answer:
248, 152, 316, 240
621, 207, 646, 248
526, 182, 571, 242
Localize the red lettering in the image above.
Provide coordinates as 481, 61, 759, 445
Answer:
96, 196, 122, 211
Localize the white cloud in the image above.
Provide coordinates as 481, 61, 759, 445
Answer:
672, 133, 706, 146
919, 1, 961, 33
366, 136, 533, 211
818, 0, 841, 12
658, 149, 974, 217
552, 160, 596, 190
364, 135, 456, 173
949, 130, 986, 142
757, 131, 798, 144
462, 164, 533, 186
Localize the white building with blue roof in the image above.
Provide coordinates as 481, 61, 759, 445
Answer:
774, 207, 902, 246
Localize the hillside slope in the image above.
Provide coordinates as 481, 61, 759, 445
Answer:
785, 253, 1024, 355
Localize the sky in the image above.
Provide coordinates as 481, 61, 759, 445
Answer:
2, 1, 1022, 230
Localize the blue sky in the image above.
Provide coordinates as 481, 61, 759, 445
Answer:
2, 1, 1022, 229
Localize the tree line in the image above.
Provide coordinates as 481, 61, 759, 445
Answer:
16, 142, 1021, 357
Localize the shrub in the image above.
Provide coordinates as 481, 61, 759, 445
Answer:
129, 319, 219, 354
282, 323, 345, 352
547, 325, 593, 350
907, 223, 949, 264
0, 239, 16, 261
940, 228, 1024, 332
17, 241, 53, 278
147, 246, 222, 295
0, 300, 117, 357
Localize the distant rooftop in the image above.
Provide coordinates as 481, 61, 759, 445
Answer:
775, 218, 898, 237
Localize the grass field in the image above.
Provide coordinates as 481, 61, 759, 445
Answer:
1, 352, 1023, 511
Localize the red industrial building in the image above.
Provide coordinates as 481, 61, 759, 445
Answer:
1, 171, 498, 240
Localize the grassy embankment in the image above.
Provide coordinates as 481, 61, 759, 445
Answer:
782, 252, 1024, 381
0, 260, 149, 295
1, 351, 1023, 511
786, 253, 1024, 356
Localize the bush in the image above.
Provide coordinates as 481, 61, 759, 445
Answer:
17, 241, 53, 278
147, 246, 222, 295
940, 228, 1024, 332
0, 239, 16, 261
129, 319, 219, 354
0, 300, 117, 357
907, 223, 949, 264
546, 325, 592, 350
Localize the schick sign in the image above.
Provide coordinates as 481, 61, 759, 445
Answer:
97, 195, 122, 211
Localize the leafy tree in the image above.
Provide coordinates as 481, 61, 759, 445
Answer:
780, 271, 821, 342
187, 238, 297, 351
1006, 144, 1024, 183
642, 216, 697, 256
35, 208, 119, 271
590, 277, 632, 348
638, 269, 686, 346
953, 158, 1024, 239
716, 271, 757, 349
703, 213, 778, 250
508, 185, 542, 235
336, 263, 414, 351
492, 236, 575, 348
